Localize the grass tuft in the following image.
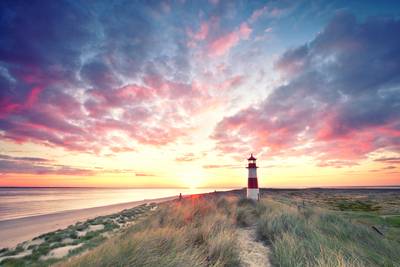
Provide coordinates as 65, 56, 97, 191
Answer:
256, 198, 400, 267
57, 197, 240, 267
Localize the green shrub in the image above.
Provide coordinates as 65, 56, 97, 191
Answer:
386, 215, 400, 227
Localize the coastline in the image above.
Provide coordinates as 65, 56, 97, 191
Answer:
0, 195, 177, 249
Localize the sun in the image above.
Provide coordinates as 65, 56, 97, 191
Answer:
181, 168, 204, 189
185, 176, 202, 189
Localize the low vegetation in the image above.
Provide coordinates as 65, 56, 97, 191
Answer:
58, 196, 240, 267
335, 199, 381, 212
253, 199, 399, 266
385, 215, 400, 227
0, 204, 156, 267
57, 191, 400, 267
233, 188, 400, 267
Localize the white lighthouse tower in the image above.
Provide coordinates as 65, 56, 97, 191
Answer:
246, 154, 259, 200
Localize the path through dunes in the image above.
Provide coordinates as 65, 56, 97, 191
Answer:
237, 226, 271, 267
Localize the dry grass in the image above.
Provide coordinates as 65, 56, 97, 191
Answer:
58, 196, 240, 267
253, 198, 400, 267
22, 189, 400, 267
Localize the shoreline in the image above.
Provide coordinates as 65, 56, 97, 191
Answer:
0, 195, 177, 249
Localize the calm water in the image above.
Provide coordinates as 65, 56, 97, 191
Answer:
0, 187, 229, 221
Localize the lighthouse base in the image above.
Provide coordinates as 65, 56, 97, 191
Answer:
247, 188, 259, 200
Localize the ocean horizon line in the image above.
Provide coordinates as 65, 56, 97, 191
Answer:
0, 185, 399, 189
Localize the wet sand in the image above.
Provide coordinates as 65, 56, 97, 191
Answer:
0, 196, 176, 248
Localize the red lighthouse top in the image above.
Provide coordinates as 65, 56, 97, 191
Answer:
247, 153, 258, 168
248, 153, 256, 161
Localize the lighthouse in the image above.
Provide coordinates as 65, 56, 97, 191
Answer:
246, 154, 259, 200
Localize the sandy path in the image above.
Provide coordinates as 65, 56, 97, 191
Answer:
237, 227, 271, 267
0, 196, 176, 249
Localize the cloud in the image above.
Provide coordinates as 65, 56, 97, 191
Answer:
0, 154, 51, 163
135, 173, 155, 177
80, 60, 121, 90
188, 22, 209, 41
250, 6, 268, 22
264, 27, 273, 33
0, 154, 154, 176
208, 23, 252, 57
369, 165, 397, 173
0, 1, 214, 153
249, 3, 292, 23
109, 146, 136, 153
374, 157, 400, 164
202, 164, 242, 169
0, 159, 95, 176
382, 166, 396, 170
211, 12, 400, 165
317, 160, 359, 168
218, 75, 245, 90
0, 1, 92, 86
175, 153, 200, 162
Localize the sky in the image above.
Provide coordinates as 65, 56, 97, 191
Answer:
0, 0, 399, 188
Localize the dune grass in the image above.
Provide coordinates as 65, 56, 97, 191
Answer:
58, 193, 400, 267
58, 196, 241, 267
247, 198, 400, 267
0, 204, 154, 267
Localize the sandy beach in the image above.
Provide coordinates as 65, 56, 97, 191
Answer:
0, 196, 176, 249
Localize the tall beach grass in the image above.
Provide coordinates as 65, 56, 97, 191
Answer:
58, 196, 240, 267
56, 192, 400, 267
253, 198, 400, 267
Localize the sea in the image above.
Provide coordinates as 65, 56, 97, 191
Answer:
0, 187, 230, 221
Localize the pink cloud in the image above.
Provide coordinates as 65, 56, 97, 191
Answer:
218, 75, 245, 90
208, 32, 239, 56
208, 23, 252, 57
211, 102, 400, 167
110, 146, 135, 153
0, 101, 21, 118
187, 18, 219, 48
0, 86, 44, 119
0, 52, 234, 155
211, 83, 400, 167
26, 86, 43, 107
249, 5, 289, 23
175, 153, 199, 162
1, 78, 202, 153
250, 6, 268, 22
135, 172, 155, 177
193, 22, 209, 41
239, 23, 252, 39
